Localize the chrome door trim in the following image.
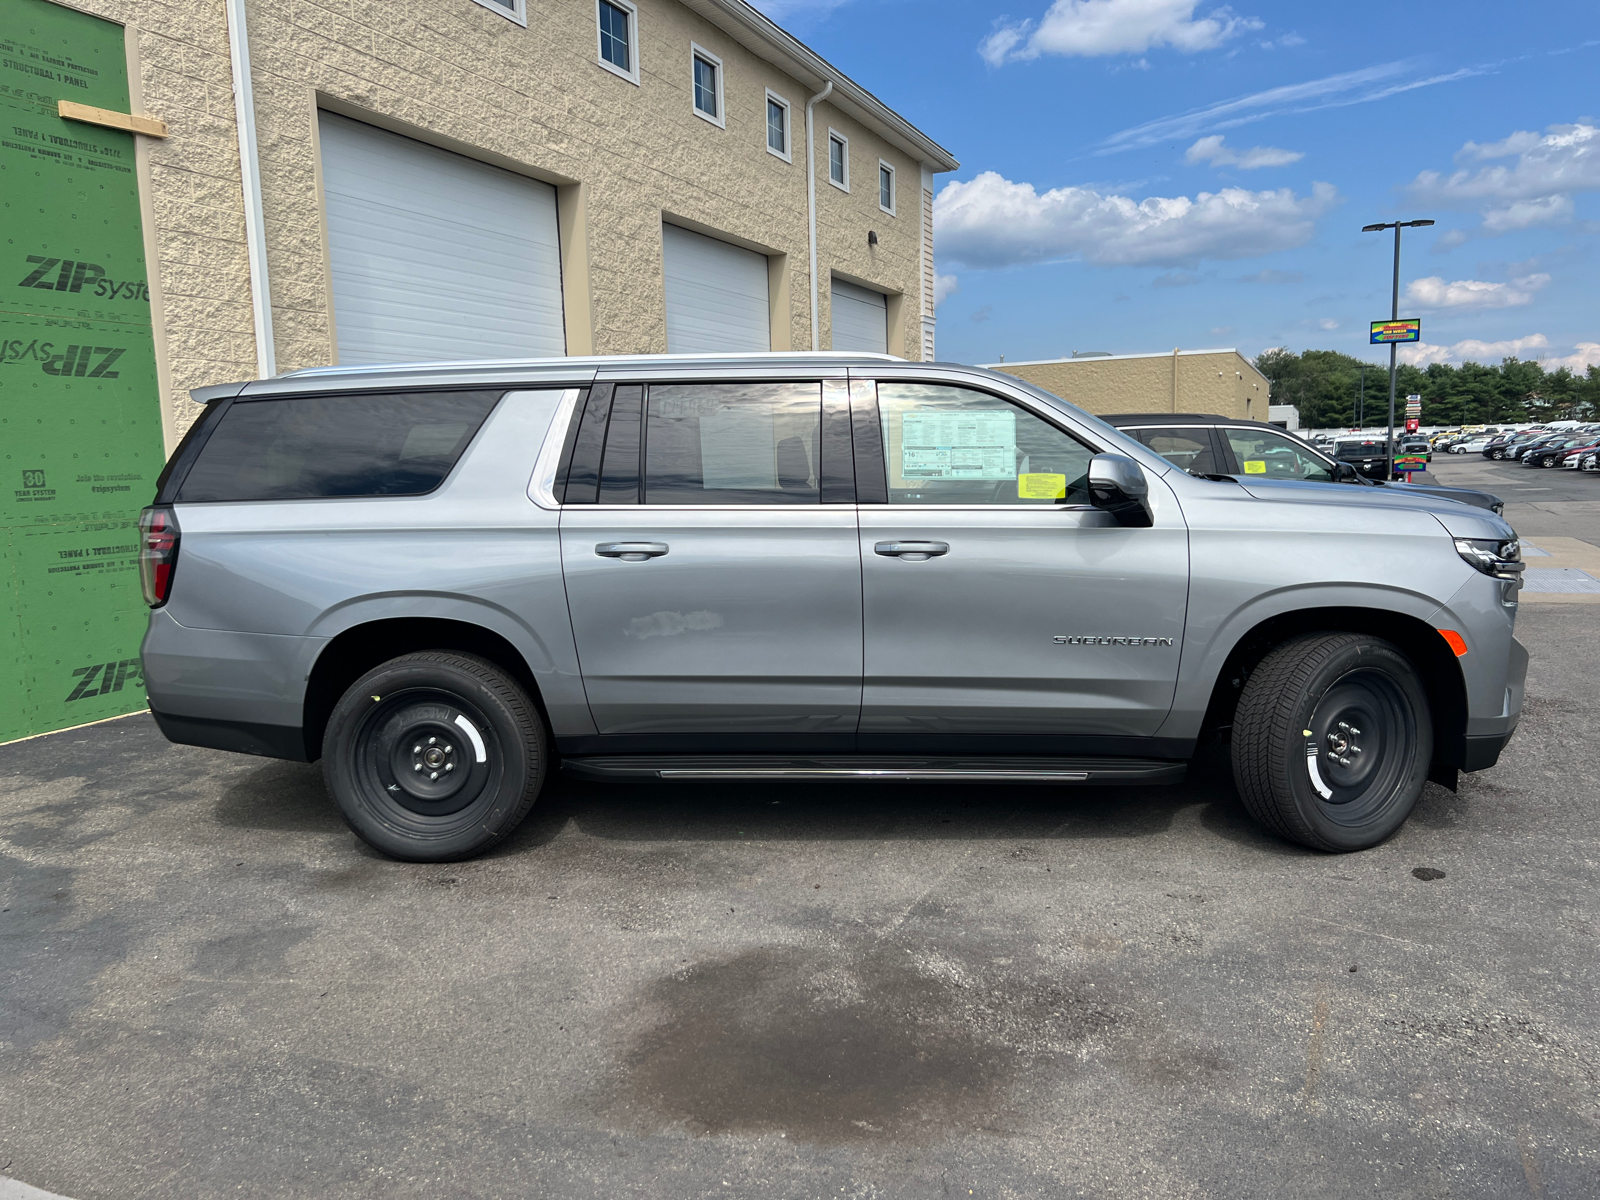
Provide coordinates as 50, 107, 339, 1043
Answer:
527, 387, 584, 510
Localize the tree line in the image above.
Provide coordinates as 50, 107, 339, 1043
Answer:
1254, 347, 1600, 429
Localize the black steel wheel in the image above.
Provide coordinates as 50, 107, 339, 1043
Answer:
1231, 633, 1431, 852
323, 651, 547, 861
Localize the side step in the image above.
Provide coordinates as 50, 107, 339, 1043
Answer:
560, 756, 1186, 785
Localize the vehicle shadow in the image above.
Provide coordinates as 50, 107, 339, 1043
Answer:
204, 746, 1307, 858
212, 758, 345, 835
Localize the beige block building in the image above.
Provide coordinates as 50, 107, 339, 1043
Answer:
63, 0, 957, 444
989, 350, 1271, 421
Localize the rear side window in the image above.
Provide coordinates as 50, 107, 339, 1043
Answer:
643, 382, 821, 505
176, 390, 501, 502
1123, 426, 1221, 475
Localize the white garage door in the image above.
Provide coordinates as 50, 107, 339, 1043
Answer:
830, 279, 888, 354
662, 224, 770, 353
318, 111, 565, 365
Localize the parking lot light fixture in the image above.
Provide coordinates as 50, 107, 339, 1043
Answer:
1363, 219, 1435, 477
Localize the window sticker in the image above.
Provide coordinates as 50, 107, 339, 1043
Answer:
1017, 472, 1066, 499
1242, 459, 1267, 474
900, 410, 1016, 480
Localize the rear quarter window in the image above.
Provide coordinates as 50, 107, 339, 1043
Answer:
175, 390, 502, 502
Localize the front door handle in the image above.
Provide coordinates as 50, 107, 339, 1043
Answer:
595, 542, 669, 561
874, 540, 949, 561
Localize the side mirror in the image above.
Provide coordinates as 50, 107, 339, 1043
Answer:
1332, 461, 1357, 482
1087, 453, 1153, 527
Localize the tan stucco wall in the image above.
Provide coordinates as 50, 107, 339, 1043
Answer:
993, 351, 1269, 421
69, 0, 941, 438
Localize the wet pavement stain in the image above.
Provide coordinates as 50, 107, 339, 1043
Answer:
598, 942, 1208, 1145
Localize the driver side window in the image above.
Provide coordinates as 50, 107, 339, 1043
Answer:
1224, 427, 1333, 483
875, 383, 1095, 506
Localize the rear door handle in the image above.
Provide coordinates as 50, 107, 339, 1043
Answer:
874, 540, 949, 561
595, 542, 669, 561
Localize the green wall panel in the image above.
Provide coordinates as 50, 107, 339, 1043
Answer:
1, 0, 165, 741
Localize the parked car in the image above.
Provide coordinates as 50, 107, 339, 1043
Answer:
1581, 452, 1599, 472
1522, 438, 1591, 467
1508, 436, 1560, 461
1104, 415, 1505, 515
140, 356, 1528, 861
1451, 437, 1494, 454
1398, 437, 1432, 463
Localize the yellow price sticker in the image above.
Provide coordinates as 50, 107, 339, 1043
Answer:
1242, 460, 1267, 474
1018, 472, 1066, 499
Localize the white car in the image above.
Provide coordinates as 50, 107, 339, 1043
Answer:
1452, 437, 1493, 454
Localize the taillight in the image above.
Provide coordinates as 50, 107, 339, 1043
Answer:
139, 506, 180, 607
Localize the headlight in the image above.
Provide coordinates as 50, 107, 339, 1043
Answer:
1455, 537, 1524, 582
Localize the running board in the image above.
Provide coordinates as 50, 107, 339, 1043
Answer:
560, 756, 1186, 785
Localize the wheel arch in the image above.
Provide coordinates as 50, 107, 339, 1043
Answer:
303, 617, 549, 762
1199, 606, 1469, 780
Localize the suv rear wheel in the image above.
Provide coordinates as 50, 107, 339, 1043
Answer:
1231, 633, 1431, 852
323, 651, 548, 861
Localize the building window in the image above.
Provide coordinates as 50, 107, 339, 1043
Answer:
596, 0, 637, 84
765, 90, 791, 161
878, 160, 896, 214
828, 130, 848, 191
691, 44, 724, 127
470, 0, 526, 26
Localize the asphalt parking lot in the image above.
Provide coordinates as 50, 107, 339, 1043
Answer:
3, 481, 1598, 1199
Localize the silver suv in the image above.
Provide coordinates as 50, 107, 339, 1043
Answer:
139, 354, 1528, 861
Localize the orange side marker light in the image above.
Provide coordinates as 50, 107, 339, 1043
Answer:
1439, 629, 1469, 657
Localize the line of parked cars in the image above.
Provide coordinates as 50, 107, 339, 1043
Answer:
1434, 425, 1600, 471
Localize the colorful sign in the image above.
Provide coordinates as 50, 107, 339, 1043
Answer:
1, 0, 165, 741
1371, 319, 1422, 345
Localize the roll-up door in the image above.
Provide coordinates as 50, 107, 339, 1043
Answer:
318, 111, 565, 365
830, 279, 888, 353
662, 224, 770, 353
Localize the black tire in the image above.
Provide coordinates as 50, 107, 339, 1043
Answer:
1231, 633, 1431, 852
323, 651, 548, 862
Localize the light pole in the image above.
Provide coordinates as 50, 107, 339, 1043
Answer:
1362, 219, 1434, 477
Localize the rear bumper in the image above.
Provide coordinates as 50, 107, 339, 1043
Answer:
151, 709, 311, 761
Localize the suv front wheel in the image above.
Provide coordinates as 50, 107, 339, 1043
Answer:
323, 651, 548, 861
1231, 633, 1431, 852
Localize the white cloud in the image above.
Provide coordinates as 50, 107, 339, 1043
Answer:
1317, 318, 1339, 330
980, 0, 1260, 66
1407, 122, 1600, 234
1398, 334, 1548, 366
933, 273, 960, 307
1547, 342, 1600, 372
1480, 195, 1575, 233
1099, 61, 1488, 154
934, 171, 1337, 270
1405, 273, 1550, 309
1185, 134, 1303, 168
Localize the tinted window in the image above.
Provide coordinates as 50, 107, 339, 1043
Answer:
644, 382, 821, 505
1124, 426, 1220, 474
876, 383, 1094, 506
1226, 427, 1334, 482
177, 390, 500, 502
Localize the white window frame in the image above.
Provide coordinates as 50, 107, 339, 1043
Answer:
595, 0, 639, 86
827, 128, 849, 192
878, 159, 896, 215
470, 0, 526, 26
690, 43, 725, 129
764, 89, 792, 163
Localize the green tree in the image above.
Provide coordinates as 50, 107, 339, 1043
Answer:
1252, 347, 1571, 428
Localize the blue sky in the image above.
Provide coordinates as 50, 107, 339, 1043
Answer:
756, 0, 1600, 372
